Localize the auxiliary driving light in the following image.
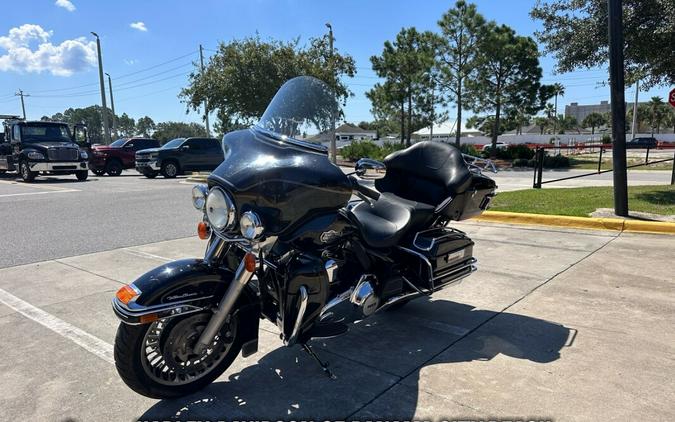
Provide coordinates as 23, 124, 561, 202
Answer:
191, 184, 208, 210
240, 211, 264, 240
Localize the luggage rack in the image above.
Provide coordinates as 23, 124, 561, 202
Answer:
397, 246, 477, 293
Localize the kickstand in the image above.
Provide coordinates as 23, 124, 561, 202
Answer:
302, 343, 336, 379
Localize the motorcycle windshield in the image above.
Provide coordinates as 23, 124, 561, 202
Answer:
254, 76, 338, 152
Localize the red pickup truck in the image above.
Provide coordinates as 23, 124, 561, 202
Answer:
89, 137, 159, 176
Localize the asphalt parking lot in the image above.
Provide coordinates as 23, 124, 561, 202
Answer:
0, 170, 198, 267
0, 185, 673, 421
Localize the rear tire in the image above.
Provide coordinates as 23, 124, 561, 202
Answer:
105, 159, 123, 176
161, 161, 179, 178
19, 161, 36, 183
114, 312, 243, 399
75, 170, 88, 181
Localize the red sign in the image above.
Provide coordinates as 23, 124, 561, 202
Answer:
670, 88, 675, 107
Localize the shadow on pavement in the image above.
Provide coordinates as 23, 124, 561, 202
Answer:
139, 299, 573, 420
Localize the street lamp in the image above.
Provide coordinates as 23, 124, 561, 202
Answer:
105, 72, 117, 138
325, 23, 336, 164
92, 32, 111, 144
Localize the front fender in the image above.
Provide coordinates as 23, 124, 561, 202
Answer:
112, 258, 257, 325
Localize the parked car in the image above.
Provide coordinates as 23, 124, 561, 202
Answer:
481, 141, 508, 152
135, 137, 224, 178
626, 137, 658, 149
89, 137, 159, 176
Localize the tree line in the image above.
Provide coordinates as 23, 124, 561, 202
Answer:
41, 106, 208, 144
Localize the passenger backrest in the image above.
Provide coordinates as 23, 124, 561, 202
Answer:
375, 141, 472, 206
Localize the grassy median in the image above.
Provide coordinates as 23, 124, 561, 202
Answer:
490, 185, 675, 217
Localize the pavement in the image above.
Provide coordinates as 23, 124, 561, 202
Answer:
0, 219, 673, 420
0, 171, 197, 268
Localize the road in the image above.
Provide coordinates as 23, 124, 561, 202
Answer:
490, 168, 673, 191
0, 171, 197, 268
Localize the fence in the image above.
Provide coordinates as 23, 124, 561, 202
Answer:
532, 146, 675, 188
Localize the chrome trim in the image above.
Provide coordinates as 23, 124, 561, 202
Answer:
324, 259, 338, 284
193, 253, 255, 354
319, 287, 353, 320
29, 161, 88, 171
240, 211, 264, 240
286, 285, 308, 346
398, 246, 476, 292
112, 295, 213, 325
203, 236, 227, 267
398, 246, 435, 287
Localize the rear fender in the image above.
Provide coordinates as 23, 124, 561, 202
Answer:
112, 258, 260, 352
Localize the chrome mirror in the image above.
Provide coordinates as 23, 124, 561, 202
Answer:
355, 158, 386, 178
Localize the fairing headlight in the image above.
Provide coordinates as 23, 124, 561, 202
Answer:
205, 187, 235, 231
191, 184, 208, 210
240, 211, 264, 240
27, 151, 45, 160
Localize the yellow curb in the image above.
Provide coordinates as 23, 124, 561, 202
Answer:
474, 211, 675, 235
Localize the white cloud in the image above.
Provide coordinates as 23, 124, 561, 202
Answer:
124, 58, 137, 65
55, 0, 76, 12
129, 22, 148, 32
0, 24, 96, 77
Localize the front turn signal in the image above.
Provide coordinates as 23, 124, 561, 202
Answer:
197, 221, 210, 240
116, 285, 139, 305
244, 252, 256, 272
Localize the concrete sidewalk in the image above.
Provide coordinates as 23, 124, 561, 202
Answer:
0, 222, 673, 420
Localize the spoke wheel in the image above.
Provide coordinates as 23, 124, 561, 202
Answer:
140, 313, 236, 386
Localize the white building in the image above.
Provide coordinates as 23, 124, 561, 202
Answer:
413, 120, 482, 142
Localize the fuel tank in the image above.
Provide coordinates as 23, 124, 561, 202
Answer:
207, 128, 352, 237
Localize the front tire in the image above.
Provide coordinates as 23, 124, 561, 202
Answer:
105, 159, 123, 176
114, 312, 243, 399
143, 170, 158, 179
19, 161, 36, 183
75, 170, 88, 181
161, 161, 179, 178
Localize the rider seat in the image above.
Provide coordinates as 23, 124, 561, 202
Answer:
350, 142, 472, 248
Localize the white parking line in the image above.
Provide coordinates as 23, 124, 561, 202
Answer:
0, 287, 114, 364
0, 189, 79, 198
122, 248, 172, 262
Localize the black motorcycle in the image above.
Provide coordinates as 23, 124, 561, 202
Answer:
112, 76, 497, 399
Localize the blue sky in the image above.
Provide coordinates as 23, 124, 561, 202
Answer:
0, 0, 667, 127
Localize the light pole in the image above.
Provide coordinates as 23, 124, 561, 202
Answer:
105, 73, 117, 139
199, 45, 211, 137
607, 0, 628, 216
326, 22, 336, 164
91, 32, 111, 144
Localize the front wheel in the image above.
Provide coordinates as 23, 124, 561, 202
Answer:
161, 161, 179, 178
114, 312, 243, 399
143, 170, 158, 179
19, 161, 37, 182
75, 170, 88, 181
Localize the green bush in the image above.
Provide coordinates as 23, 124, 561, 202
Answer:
543, 154, 570, 168
459, 144, 480, 157
509, 144, 535, 159
339, 140, 406, 161
512, 158, 530, 167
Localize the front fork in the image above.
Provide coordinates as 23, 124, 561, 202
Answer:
193, 236, 256, 354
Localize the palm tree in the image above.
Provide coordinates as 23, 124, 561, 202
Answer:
551, 83, 565, 134
582, 112, 606, 134
534, 116, 549, 135
647, 96, 666, 135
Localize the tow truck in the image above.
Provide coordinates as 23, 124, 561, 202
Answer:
0, 115, 90, 182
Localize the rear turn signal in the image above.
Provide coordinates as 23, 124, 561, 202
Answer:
197, 221, 211, 240
244, 252, 256, 272
116, 285, 138, 305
